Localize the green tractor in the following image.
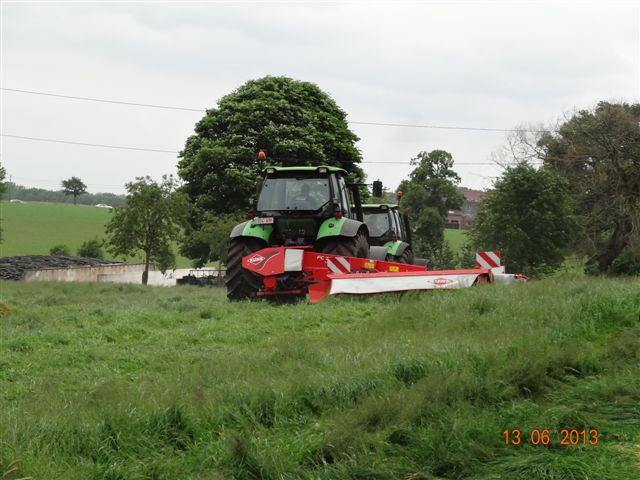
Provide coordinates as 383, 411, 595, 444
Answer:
225, 165, 370, 300
362, 203, 414, 264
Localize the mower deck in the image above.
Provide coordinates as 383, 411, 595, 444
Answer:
242, 247, 526, 303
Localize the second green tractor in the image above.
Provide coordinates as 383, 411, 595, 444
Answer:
362, 203, 414, 264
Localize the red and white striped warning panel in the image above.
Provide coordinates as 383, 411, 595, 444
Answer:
475, 251, 501, 269
326, 256, 351, 274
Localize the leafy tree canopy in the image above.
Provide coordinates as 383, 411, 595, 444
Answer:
178, 76, 363, 265
539, 101, 640, 274
469, 162, 579, 277
0, 164, 6, 197
105, 176, 190, 284
181, 213, 240, 267
61, 176, 88, 204
398, 150, 463, 257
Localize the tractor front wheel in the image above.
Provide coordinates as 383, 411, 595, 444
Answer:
319, 229, 369, 258
225, 237, 265, 301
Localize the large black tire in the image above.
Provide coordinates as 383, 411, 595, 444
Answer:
225, 237, 265, 301
319, 229, 369, 258
386, 248, 414, 264
266, 294, 306, 304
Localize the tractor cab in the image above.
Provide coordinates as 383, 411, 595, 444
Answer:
362, 204, 414, 263
363, 204, 406, 244
248, 166, 365, 247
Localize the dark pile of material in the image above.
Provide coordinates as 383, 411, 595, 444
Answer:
0, 256, 119, 280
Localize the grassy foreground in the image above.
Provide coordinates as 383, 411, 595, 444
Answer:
1, 277, 639, 479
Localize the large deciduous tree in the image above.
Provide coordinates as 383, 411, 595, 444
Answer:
106, 176, 189, 285
181, 212, 240, 267
61, 176, 88, 204
398, 150, 463, 258
177, 76, 363, 266
470, 162, 579, 277
539, 102, 640, 275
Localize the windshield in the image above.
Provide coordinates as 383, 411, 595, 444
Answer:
258, 176, 331, 211
363, 211, 391, 237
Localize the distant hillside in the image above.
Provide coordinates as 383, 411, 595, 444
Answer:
5, 182, 126, 206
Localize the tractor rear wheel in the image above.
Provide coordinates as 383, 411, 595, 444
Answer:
319, 229, 369, 258
225, 237, 265, 301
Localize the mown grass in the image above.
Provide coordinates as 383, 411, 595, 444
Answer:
1, 276, 639, 479
0, 201, 193, 267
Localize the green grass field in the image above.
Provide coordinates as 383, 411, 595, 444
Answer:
1, 276, 639, 479
444, 228, 468, 252
0, 202, 111, 257
0, 201, 193, 267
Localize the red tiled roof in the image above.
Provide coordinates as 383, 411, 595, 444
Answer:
461, 189, 485, 203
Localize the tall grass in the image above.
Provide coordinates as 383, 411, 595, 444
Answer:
1, 275, 639, 479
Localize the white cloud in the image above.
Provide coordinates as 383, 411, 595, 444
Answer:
2, 1, 638, 193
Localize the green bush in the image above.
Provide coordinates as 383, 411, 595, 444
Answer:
49, 244, 71, 256
426, 240, 457, 270
77, 237, 105, 259
469, 163, 579, 278
610, 248, 640, 276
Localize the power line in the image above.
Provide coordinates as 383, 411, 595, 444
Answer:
2, 133, 513, 167
349, 121, 541, 133
1, 87, 547, 133
1, 87, 205, 113
363, 161, 500, 165
1, 134, 180, 154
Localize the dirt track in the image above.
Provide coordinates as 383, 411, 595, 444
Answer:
0, 256, 118, 280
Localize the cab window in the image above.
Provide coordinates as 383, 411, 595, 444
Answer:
337, 176, 352, 218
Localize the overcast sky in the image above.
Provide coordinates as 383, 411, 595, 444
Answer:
1, 1, 638, 195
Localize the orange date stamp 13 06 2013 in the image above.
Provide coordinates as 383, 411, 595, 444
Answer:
503, 429, 599, 446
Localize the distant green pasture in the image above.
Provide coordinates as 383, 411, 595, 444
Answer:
0, 202, 193, 267
0, 202, 110, 257
444, 227, 467, 252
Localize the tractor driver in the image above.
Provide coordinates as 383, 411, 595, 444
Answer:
373, 213, 391, 238
291, 183, 314, 210
291, 182, 328, 210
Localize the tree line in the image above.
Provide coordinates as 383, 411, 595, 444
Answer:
396, 102, 639, 277
4, 181, 126, 206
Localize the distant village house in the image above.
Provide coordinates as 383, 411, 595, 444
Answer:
446, 187, 486, 229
